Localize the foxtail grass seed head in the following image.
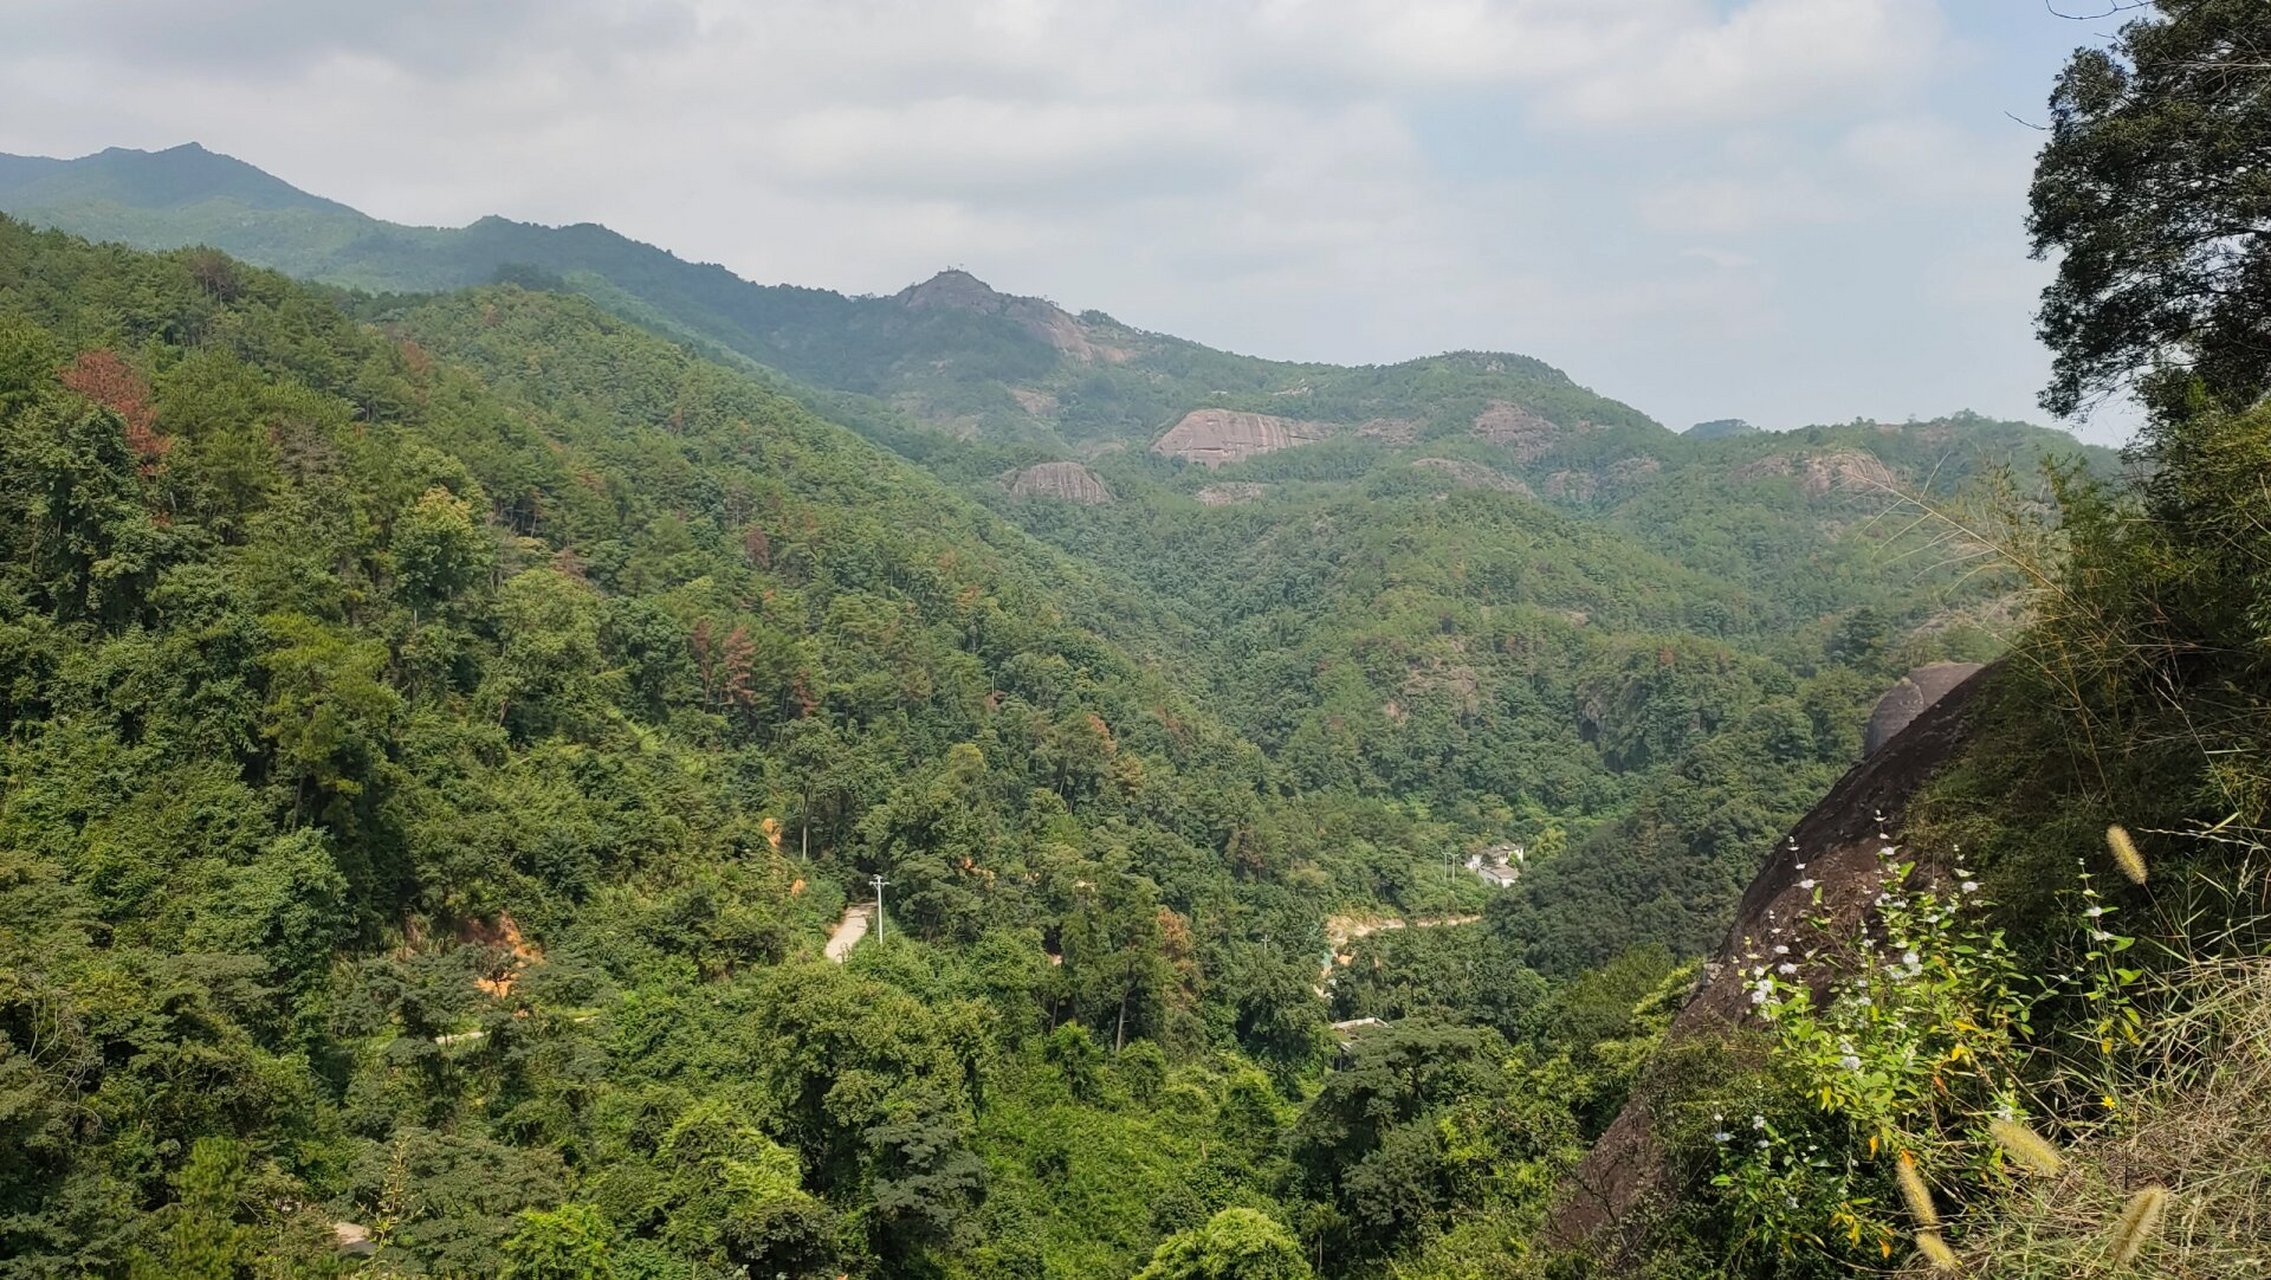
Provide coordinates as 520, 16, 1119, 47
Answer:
1895, 1151, 1940, 1228
2109, 1185, 2169, 1266
2106, 824, 2147, 885
1987, 1117, 2064, 1176
1915, 1231, 1959, 1272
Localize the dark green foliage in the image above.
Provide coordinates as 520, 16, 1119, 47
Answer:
2029, 0, 2271, 416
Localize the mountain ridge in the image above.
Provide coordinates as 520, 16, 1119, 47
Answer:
0, 142, 1664, 449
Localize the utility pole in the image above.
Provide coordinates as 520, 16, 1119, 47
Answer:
869, 873, 890, 945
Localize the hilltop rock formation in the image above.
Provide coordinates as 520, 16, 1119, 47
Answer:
1006, 461, 1113, 504
898, 269, 1133, 364
1545, 662, 1996, 1260
1152, 409, 1335, 468
1864, 662, 1983, 755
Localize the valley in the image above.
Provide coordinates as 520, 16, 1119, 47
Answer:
6, 73, 2260, 1280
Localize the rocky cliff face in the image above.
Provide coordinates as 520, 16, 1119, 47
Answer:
1545, 663, 1995, 1258
1005, 460, 1114, 504
1733, 448, 1901, 497
1410, 456, 1533, 496
1151, 409, 1336, 468
1469, 400, 1564, 460
1865, 662, 1984, 756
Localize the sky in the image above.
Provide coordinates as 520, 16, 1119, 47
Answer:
0, 1, 2146, 443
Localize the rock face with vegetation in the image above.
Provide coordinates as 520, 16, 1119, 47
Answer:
1151, 409, 1338, 467
11, 8, 2270, 1270
1006, 460, 1115, 504
1546, 662, 1992, 1253
1862, 662, 1984, 756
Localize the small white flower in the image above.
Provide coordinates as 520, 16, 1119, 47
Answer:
1714, 1130, 1732, 1143
1901, 949, 1920, 967
1752, 1115, 1766, 1128
1960, 880, 1980, 894
1778, 962, 1798, 975
1799, 878, 1817, 890
1840, 1053, 1861, 1071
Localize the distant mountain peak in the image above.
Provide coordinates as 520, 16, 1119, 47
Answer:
895, 268, 1134, 365
898, 268, 1013, 312
0, 140, 354, 216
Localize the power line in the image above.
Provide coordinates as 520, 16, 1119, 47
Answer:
869, 873, 891, 946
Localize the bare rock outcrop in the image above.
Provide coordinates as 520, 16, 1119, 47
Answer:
1470, 400, 1562, 461
1734, 449, 1900, 497
898, 269, 1133, 364
1152, 409, 1335, 468
1542, 470, 1598, 502
1411, 457, 1533, 496
1358, 417, 1423, 445
1195, 482, 1268, 506
1006, 461, 1113, 505
1544, 662, 1996, 1260
1864, 662, 1983, 756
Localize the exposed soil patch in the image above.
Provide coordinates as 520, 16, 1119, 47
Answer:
462, 914, 541, 998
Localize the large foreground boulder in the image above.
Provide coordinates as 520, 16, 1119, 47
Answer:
1544, 662, 1996, 1256
1864, 661, 1984, 755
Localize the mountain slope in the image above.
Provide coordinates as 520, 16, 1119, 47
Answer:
0, 143, 1659, 450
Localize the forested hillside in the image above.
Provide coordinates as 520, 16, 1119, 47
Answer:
0, 202, 2099, 1279
1536, 4, 2271, 1276
0, 104, 2148, 1280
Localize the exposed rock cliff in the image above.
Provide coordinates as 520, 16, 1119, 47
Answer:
1410, 457, 1533, 496
1865, 662, 1983, 756
1469, 400, 1563, 460
897, 269, 1134, 364
1151, 409, 1335, 468
1733, 448, 1900, 497
1545, 663, 1996, 1258
1005, 460, 1113, 504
